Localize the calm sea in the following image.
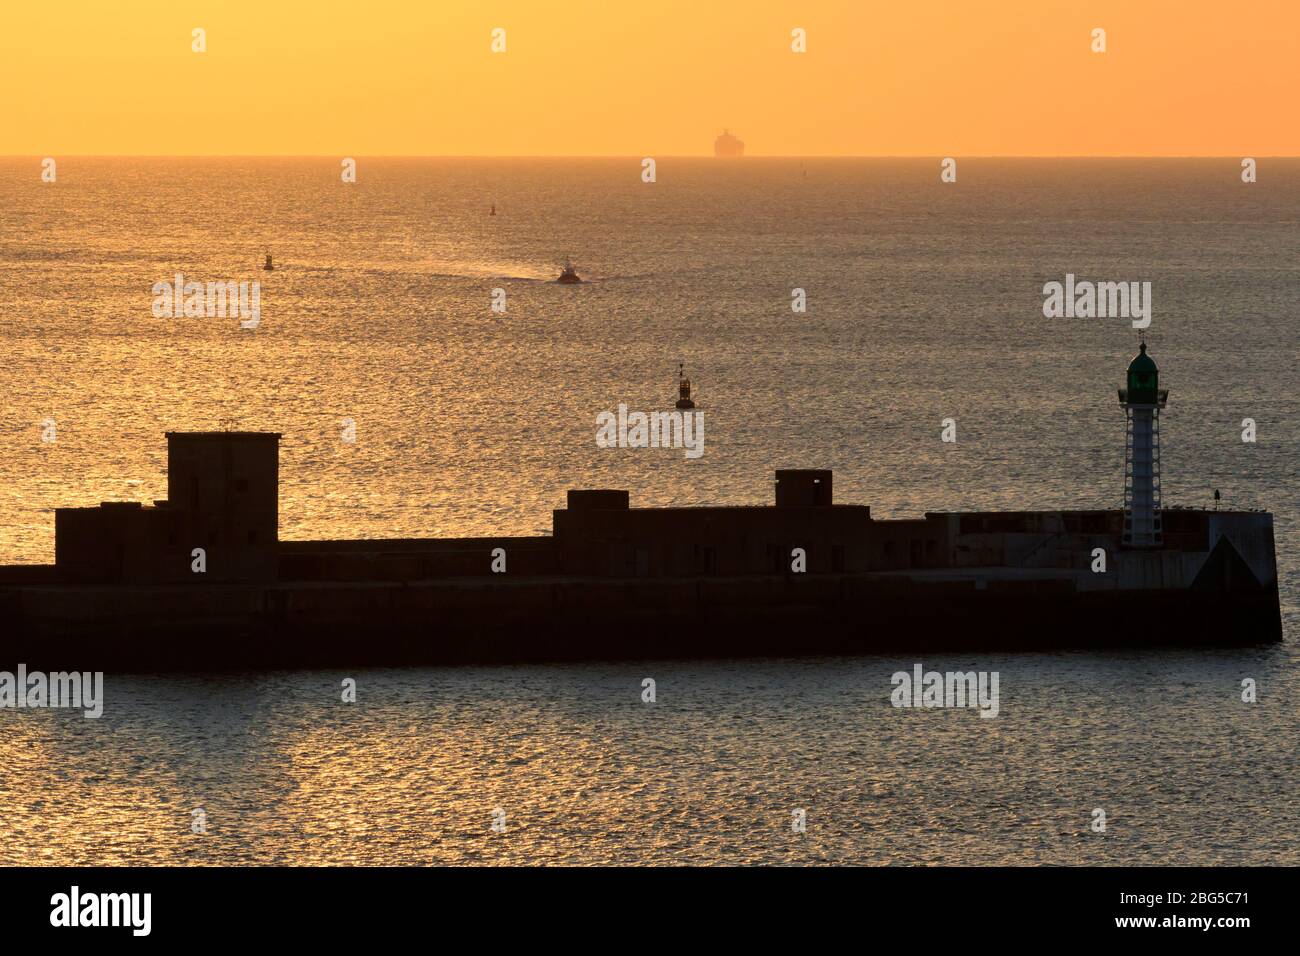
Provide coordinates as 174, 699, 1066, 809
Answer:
0, 158, 1296, 864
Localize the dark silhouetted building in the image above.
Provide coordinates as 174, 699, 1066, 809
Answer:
55, 432, 280, 583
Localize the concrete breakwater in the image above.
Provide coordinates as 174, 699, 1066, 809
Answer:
0, 414, 1283, 671
0, 572, 1281, 671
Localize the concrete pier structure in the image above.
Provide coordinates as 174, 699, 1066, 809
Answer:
0, 348, 1283, 668
0, 432, 1281, 669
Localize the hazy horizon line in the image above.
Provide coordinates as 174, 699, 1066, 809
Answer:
4, 154, 1295, 160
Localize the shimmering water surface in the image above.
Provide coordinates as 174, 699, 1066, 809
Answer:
2, 653, 1297, 866
0, 158, 1296, 864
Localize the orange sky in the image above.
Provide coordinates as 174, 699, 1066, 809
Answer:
1, 0, 1295, 155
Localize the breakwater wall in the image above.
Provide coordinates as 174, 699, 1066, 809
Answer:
0, 572, 1281, 670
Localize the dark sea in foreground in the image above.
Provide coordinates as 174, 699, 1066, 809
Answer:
0, 158, 1296, 864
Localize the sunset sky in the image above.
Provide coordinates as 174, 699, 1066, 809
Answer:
1, 0, 1295, 156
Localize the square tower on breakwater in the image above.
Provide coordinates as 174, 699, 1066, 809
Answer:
54, 432, 280, 583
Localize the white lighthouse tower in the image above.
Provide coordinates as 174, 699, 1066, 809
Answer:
1118, 338, 1168, 547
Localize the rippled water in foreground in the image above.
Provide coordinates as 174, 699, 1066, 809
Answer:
1, 651, 1295, 866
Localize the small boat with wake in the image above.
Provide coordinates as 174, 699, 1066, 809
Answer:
556, 260, 582, 284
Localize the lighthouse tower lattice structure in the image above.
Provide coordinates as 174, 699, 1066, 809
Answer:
1118, 340, 1168, 548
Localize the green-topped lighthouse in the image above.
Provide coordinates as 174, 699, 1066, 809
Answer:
1117, 339, 1169, 547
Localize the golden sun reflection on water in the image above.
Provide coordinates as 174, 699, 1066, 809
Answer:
2, 654, 1296, 866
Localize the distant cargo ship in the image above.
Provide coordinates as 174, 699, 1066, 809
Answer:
714, 129, 744, 157
0, 345, 1281, 670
